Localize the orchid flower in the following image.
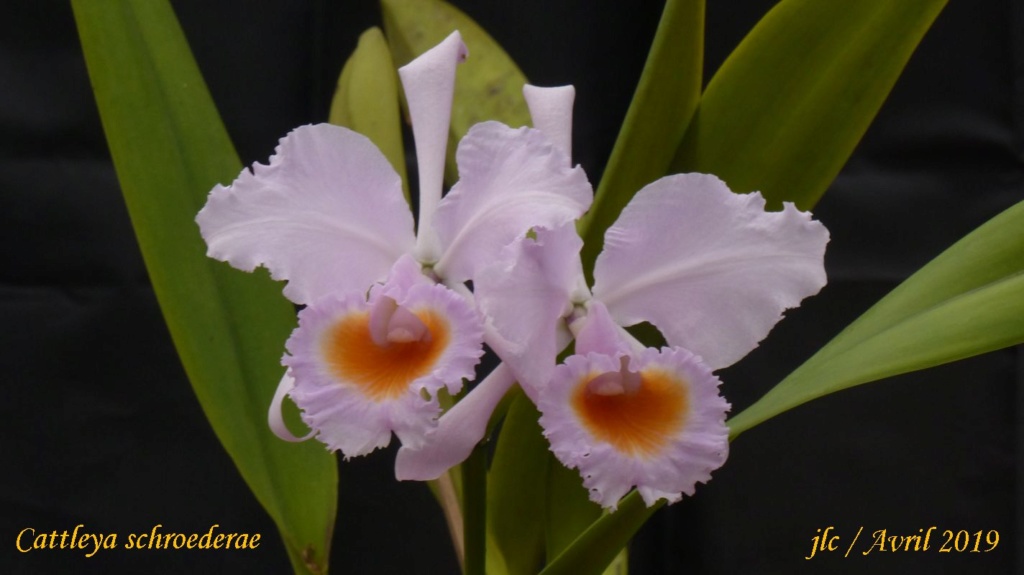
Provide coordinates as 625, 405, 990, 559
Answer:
479, 186, 828, 508
195, 32, 592, 459
459, 88, 829, 508
481, 186, 828, 507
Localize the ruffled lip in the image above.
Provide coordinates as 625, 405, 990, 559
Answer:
538, 346, 730, 509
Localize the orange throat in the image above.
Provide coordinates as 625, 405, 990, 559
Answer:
572, 367, 689, 457
322, 309, 449, 401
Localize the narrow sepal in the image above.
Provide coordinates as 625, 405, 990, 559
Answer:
395, 363, 516, 480
398, 31, 467, 262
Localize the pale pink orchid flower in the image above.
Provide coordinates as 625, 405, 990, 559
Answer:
488, 183, 828, 508
195, 32, 591, 459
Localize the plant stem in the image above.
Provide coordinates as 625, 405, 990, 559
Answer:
430, 471, 465, 570
462, 442, 487, 575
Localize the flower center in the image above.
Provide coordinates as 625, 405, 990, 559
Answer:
572, 361, 689, 457
322, 298, 449, 401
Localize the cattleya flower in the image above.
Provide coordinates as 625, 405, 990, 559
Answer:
400, 85, 830, 508
492, 187, 827, 507
485, 181, 828, 508
195, 32, 591, 458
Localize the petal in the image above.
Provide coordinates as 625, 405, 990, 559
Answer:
592, 174, 829, 370
538, 347, 730, 510
197, 123, 416, 305
282, 265, 484, 457
398, 31, 468, 263
523, 84, 576, 159
475, 225, 585, 399
394, 363, 516, 481
432, 122, 593, 283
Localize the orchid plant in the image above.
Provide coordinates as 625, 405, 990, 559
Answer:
73, 0, 1024, 574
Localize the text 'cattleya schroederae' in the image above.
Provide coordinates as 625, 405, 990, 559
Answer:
196, 31, 829, 510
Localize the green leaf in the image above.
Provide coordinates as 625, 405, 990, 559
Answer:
545, 459, 600, 562
672, 0, 948, 210
540, 493, 659, 575
546, 462, 631, 574
329, 26, 409, 201
485, 530, 511, 575
578, 0, 704, 275
729, 198, 1024, 436
487, 392, 549, 575
488, 396, 630, 575
72, 2, 337, 573
380, 0, 530, 180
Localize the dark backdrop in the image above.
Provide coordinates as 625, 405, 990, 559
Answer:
2, 1, 1021, 574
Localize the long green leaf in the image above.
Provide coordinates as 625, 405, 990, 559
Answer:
540, 493, 658, 575
672, 0, 948, 210
487, 395, 632, 575
545, 462, 631, 575
329, 26, 409, 202
381, 0, 530, 180
730, 198, 1024, 436
72, 2, 337, 573
545, 459, 600, 561
578, 0, 704, 275
487, 393, 549, 575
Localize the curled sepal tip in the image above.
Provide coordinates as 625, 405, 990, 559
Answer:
268, 372, 316, 443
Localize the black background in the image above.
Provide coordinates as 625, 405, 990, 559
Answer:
2, 0, 1021, 573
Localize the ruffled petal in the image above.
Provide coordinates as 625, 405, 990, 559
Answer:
197, 123, 416, 305
394, 363, 516, 481
538, 347, 730, 510
282, 262, 484, 457
432, 122, 593, 283
523, 84, 576, 159
475, 225, 585, 399
398, 31, 468, 263
592, 174, 829, 370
